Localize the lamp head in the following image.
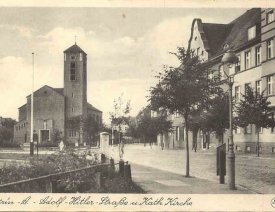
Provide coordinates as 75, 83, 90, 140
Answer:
221, 49, 239, 66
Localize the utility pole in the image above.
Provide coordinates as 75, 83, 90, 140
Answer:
30, 53, 34, 156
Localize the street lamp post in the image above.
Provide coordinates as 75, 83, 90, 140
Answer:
221, 49, 239, 190
228, 76, 235, 190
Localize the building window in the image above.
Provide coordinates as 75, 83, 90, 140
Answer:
272, 147, 275, 153
248, 25, 256, 40
267, 75, 273, 95
72, 107, 74, 113
267, 10, 274, 24
69, 129, 77, 137
245, 124, 252, 134
196, 47, 200, 56
235, 86, 241, 102
258, 127, 263, 134
267, 39, 273, 59
235, 55, 241, 72
72, 92, 74, 98
236, 146, 241, 151
246, 146, 251, 152
245, 83, 251, 95
255, 46, 261, 66
176, 127, 180, 141
70, 62, 76, 81
235, 127, 241, 134
256, 80, 261, 95
219, 65, 224, 80
43, 120, 47, 129
245, 51, 251, 69
80, 53, 83, 61
256, 146, 262, 153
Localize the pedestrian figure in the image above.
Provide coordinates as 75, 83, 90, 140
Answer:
59, 140, 65, 151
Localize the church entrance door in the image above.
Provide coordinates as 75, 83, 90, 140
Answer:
40, 129, 50, 143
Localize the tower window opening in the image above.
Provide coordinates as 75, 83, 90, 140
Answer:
70, 62, 76, 81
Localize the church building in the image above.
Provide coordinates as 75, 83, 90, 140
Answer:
13, 43, 102, 146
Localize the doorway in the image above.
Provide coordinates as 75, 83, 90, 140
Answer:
40, 129, 50, 143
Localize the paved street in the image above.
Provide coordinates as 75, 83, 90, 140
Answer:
116, 144, 275, 194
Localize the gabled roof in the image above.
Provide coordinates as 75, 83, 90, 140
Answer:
26, 85, 64, 98
87, 103, 102, 113
192, 8, 261, 59
64, 44, 87, 55
201, 23, 231, 56
219, 8, 261, 54
53, 88, 64, 96
18, 104, 26, 109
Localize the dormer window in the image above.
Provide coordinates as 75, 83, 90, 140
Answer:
223, 44, 229, 50
248, 25, 256, 40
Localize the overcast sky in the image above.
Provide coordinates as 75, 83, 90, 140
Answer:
0, 7, 247, 123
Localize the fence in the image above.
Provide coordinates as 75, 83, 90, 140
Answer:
0, 155, 131, 193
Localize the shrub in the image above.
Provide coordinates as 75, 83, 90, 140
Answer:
0, 141, 21, 148
37, 141, 58, 148
0, 149, 144, 193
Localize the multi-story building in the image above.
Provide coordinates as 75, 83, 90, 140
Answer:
13, 43, 102, 146
158, 8, 275, 154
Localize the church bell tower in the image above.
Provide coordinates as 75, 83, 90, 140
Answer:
63, 43, 87, 120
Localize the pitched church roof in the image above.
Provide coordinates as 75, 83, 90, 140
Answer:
87, 103, 102, 113
26, 85, 64, 98
53, 88, 64, 96
193, 8, 261, 59
64, 44, 87, 55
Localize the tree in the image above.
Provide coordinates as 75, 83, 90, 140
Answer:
109, 94, 131, 158
235, 86, 275, 157
0, 127, 13, 145
52, 129, 63, 144
125, 117, 139, 139
66, 115, 101, 146
0, 118, 16, 145
201, 91, 230, 145
135, 107, 172, 145
149, 47, 215, 177
84, 115, 101, 146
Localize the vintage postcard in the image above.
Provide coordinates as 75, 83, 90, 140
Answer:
0, 0, 275, 211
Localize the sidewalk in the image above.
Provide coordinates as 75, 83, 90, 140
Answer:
131, 163, 253, 194
109, 144, 275, 194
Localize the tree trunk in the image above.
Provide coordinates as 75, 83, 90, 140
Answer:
192, 128, 198, 152
256, 127, 260, 157
184, 115, 190, 177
